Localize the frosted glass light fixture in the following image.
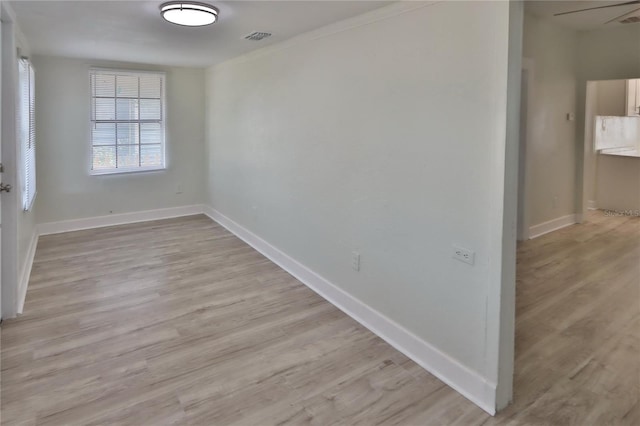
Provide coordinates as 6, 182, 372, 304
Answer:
160, 2, 219, 27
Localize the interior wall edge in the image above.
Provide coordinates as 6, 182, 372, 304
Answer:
491, 0, 524, 410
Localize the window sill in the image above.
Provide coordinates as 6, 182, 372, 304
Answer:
90, 166, 166, 176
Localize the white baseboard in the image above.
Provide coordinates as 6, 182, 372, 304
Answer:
17, 231, 39, 314
587, 200, 597, 210
529, 214, 577, 239
37, 205, 204, 236
203, 206, 497, 415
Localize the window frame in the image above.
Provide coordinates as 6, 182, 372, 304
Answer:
89, 68, 167, 176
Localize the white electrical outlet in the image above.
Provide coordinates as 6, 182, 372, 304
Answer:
352, 251, 360, 271
453, 245, 475, 266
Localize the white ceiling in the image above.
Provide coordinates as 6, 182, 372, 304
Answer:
526, 0, 640, 31
10, 1, 393, 68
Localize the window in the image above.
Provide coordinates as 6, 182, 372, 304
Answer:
18, 58, 36, 211
90, 69, 166, 174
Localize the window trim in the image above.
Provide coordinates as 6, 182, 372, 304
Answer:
88, 68, 167, 176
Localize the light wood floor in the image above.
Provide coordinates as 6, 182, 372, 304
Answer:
1, 211, 638, 425
489, 211, 639, 426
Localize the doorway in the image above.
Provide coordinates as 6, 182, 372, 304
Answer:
581, 78, 640, 218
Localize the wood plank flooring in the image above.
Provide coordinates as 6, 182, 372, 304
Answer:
488, 211, 640, 426
1, 211, 638, 425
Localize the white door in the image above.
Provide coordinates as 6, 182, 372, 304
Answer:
0, 17, 3, 320
0, 163, 3, 323
0, 11, 19, 320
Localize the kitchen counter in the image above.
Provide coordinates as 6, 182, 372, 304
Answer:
599, 148, 640, 158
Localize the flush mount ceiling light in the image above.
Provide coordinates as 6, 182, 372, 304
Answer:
160, 1, 219, 27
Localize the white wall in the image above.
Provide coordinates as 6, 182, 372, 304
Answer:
206, 1, 512, 411
577, 24, 640, 216
596, 80, 626, 116
522, 14, 578, 227
577, 25, 640, 82
33, 56, 206, 225
596, 155, 640, 211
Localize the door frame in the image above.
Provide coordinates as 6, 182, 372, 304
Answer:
580, 80, 599, 222
517, 58, 533, 241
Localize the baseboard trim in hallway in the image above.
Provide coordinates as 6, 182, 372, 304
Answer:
528, 214, 577, 239
203, 205, 497, 415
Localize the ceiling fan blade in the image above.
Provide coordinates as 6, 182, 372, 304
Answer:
554, 0, 640, 16
604, 5, 640, 23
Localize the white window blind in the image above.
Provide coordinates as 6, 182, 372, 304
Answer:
18, 58, 36, 211
90, 69, 166, 174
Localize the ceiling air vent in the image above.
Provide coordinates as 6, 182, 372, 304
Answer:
244, 32, 272, 41
619, 15, 640, 24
